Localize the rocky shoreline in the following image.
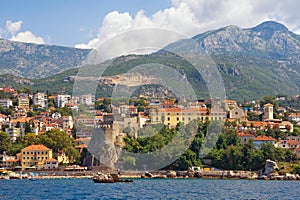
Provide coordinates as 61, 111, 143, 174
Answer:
1, 171, 299, 181
1, 160, 299, 181
120, 160, 300, 181
119, 170, 300, 181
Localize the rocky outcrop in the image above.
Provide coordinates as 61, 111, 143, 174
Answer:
166, 170, 177, 178
141, 171, 154, 178
92, 172, 133, 183
263, 159, 279, 175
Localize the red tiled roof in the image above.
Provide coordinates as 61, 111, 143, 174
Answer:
10, 117, 33, 123
238, 132, 255, 137
287, 140, 298, 146
3, 159, 19, 163
45, 158, 57, 162
22, 144, 51, 151
254, 135, 275, 141
157, 107, 207, 113
294, 147, 300, 151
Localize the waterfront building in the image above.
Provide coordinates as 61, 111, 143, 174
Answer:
21, 144, 53, 170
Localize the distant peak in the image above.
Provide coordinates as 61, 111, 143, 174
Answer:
252, 21, 289, 32
224, 25, 241, 30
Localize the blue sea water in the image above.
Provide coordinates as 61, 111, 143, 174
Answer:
0, 178, 299, 200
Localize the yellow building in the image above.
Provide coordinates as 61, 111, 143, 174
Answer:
21, 144, 53, 170
18, 94, 30, 108
150, 107, 203, 127
150, 106, 226, 127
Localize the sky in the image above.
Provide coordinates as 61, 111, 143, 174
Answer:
1, 0, 300, 49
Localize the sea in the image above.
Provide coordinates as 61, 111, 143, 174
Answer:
0, 178, 299, 200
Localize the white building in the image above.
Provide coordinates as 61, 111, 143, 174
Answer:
288, 113, 300, 124
56, 95, 71, 107
79, 94, 95, 106
5, 127, 23, 141
44, 158, 58, 169
33, 92, 48, 108
0, 99, 13, 108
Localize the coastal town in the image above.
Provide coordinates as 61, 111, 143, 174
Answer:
1, 86, 300, 179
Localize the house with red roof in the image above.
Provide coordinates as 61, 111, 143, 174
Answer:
253, 135, 276, 148
237, 132, 255, 144
276, 140, 299, 149
44, 158, 58, 169
21, 144, 54, 170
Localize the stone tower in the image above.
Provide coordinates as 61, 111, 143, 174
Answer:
263, 103, 274, 120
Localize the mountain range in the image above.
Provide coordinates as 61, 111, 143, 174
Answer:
0, 38, 91, 78
0, 21, 300, 101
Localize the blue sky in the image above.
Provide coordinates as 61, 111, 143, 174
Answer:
1, 0, 300, 48
0, 0, 172, 46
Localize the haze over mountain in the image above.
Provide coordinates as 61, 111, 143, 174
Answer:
0, 39, 91, 78
0, 21, 300, 100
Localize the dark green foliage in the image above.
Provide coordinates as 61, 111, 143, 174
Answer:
123, 119, 298, 171
0, 129, 80, 164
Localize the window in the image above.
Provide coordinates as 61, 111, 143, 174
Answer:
167, 117, 170, 121
182, 117, 185, 121
177, 117, 179, 121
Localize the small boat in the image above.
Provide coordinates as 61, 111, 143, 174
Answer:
92, 172, 133, 183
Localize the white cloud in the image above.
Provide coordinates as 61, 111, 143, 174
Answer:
0, 20, 47, 44
6, 20, 23, 35
11, 31, 45, 44
76, 0, 300, 53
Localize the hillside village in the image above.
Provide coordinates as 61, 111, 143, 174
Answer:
1, 86, 300, 172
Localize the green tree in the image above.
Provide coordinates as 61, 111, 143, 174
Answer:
0, 132, 11, 154
24, 122, 32, 134
15, 122, 21, 128
38, 129, 79, 164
